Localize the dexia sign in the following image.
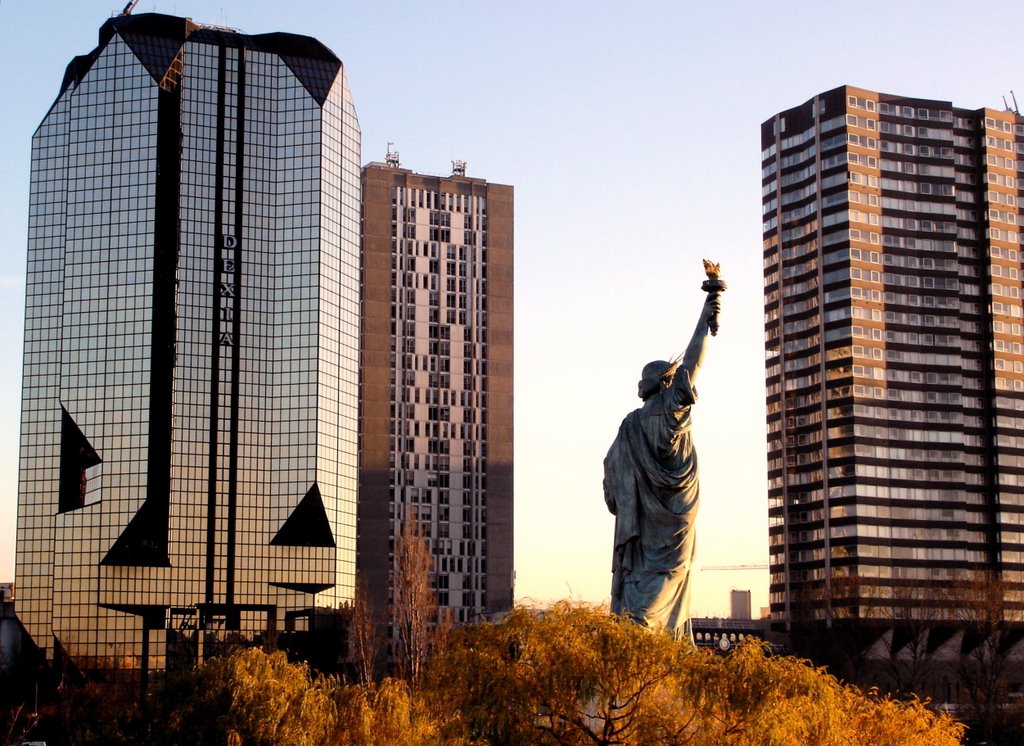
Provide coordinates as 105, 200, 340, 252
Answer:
219, 234, 237, 347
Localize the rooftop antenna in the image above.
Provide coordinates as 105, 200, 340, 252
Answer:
385, 142, 400, 168
1004, 92, 1021, 115
120, 0, 139, 15
451, 159, 466, 177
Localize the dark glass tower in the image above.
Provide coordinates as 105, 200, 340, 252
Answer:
762, 86, 1024, 628
17, 13, 361, 671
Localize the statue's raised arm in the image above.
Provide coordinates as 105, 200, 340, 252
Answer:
680, 260, 726, 385
604, 260, 726, 642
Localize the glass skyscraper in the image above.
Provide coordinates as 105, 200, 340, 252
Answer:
17, 13, 361, 672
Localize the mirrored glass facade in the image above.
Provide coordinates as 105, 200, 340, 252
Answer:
360, 163, 514, 625
763, 86, 1024, 627
17, 13, 361, 671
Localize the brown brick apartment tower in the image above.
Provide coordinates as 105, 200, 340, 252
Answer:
360, 159, 514, 627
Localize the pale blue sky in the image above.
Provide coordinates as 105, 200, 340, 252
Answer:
0, 0, 1020, 617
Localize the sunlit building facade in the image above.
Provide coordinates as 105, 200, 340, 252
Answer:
359, 159, 514, 625
17, 13, 361, 671
762, 85, 1024, 627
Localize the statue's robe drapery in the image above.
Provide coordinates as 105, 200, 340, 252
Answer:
604, 370, 699, 641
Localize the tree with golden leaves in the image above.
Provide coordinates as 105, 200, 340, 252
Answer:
331, 677, 468, 746
424, 602, 964, 746
149, 648, 335, 746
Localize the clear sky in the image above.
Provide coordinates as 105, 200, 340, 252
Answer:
1, 0, 1021, 618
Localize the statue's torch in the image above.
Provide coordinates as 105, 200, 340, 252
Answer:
701, 259, 726, 337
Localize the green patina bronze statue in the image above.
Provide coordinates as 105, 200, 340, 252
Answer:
604, 260, 725, 641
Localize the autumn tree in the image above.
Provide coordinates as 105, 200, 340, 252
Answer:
148, 648, 335, 746
43, 603, 966, 745
391, 518, 437, 683
424, 601, 964, 746
331, 677, 464, 746
696, 640, 960, 746
786, 573, 878, 688
952, 570, 1024, 745
349, 577, 383, 685
425, 602, 698, 745
871, 582, 946, 699
58, 653, 147, 745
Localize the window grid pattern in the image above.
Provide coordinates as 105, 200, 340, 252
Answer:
17, 24, 361, 670
762, 86, 1024, 626
384, 179, 495, 624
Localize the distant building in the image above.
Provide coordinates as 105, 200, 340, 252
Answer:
762, 86, 1024, 628
359, 158, 514, 625
691, 617, 776, 654
730, 589, 752, 621
16, 13, 361, 673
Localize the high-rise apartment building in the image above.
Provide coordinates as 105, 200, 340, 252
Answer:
17, 13, 361, 671
762, 86, 1024, 627
360, 158, 514, 625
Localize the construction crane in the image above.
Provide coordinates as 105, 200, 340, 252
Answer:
700, 563, 769, 571
121, 0, 139, 16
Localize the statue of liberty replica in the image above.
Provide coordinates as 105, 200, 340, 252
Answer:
603, 261, 725, 641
